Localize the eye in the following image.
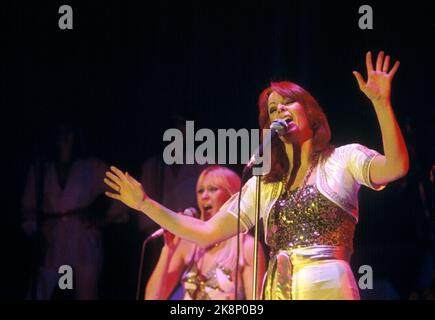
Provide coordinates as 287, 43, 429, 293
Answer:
283, 99, 295, 105
269, 107, 276, 114
197, 188, 204, 194
208, 186, 218, 192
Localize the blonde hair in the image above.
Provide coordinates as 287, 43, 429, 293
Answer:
196, 166, 241, 198
195, 166, 246, 295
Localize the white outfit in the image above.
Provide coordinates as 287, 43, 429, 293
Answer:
219, 144, 385, 300
223, 143, 384, 240
22, 158, 126, 299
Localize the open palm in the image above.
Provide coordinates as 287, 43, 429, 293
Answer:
353, 51, 400, 103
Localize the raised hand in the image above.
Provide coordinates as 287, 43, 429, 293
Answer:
104, 166, 147, 210
353, 51, 400, 104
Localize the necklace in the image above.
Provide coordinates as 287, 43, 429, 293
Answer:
282, 154, 319, 203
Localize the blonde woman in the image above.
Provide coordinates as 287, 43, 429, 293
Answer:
145, 166, 266, 300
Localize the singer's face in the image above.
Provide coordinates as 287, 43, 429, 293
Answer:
196, 176, 230, 221
267, 91, 313, 143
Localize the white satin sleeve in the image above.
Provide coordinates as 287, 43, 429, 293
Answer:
219, 176, 258, 233
340, 143, 386, 191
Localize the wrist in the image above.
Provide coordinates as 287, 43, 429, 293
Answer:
137, 194, 150, 212
372, 98, 392, 110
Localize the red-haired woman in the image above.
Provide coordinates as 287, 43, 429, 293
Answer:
104, 51, 408, 299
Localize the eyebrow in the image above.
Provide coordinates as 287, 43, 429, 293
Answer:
269, 97, 294, 106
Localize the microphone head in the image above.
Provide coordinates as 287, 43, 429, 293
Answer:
147, 228, 164, 241
270, 119, 288, 136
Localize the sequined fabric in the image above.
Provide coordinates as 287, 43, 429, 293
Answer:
182, 262, 234, 300
267, 185, 356, 256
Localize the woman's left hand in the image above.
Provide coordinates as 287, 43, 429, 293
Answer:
353, 51, 400, 105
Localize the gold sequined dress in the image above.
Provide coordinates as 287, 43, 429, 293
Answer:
263, 184, 360, 300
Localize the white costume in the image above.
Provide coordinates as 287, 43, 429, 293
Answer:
221, 144, 385, 300
22, 158, 126, 299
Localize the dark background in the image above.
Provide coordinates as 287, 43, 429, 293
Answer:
2, 0, 434, 299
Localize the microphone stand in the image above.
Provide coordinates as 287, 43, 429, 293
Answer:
242, 121, 286, 300
135, 208, 197, 300
135, 234, 153, 300
239, 166, 263, 301
251, 172, 262, 300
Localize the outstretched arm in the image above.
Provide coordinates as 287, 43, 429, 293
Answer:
104, 167, 239, 247
353, 51, 409, 186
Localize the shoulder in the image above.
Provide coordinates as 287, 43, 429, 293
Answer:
234, 176, 257, 198
335, 143, 377, 154
245, 176, 257, 187
246, 175, 279, 192
330, 143, 360, 156
324, 143, 372, 163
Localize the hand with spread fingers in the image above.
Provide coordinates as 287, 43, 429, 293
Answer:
353, 51, 400, 105
104, 166, 147, 211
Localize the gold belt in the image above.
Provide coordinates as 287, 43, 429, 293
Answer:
263, 245, 352, 300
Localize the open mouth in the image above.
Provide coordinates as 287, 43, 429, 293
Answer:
283, 116, 294, 125
203, 204, 213, 212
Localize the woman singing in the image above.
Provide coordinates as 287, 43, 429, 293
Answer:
104, 51, 408, 299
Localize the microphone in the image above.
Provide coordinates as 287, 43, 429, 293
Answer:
243, 119, 288, 174
145, 207, 198, 241
136, 207, 197, 299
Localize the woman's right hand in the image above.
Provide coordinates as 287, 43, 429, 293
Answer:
104, 166, 147, 211
163, 230, 181, 252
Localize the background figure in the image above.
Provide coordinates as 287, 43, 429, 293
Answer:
21, 124, 127, 300
145, 166, 266, 300
137, 115, 206, 299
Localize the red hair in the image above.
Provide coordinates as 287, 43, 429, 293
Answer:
258, 81, 333, 183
